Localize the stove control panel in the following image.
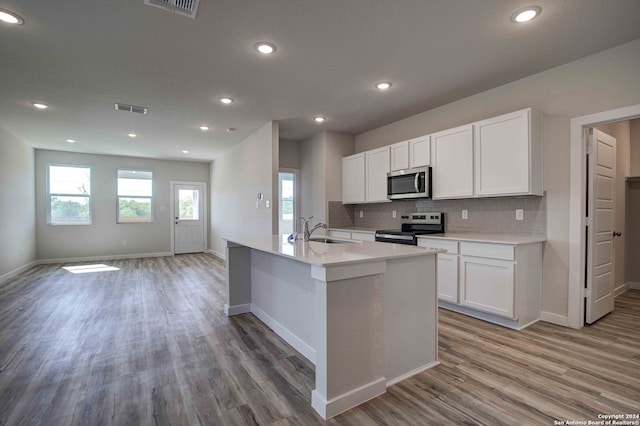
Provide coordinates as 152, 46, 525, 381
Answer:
401, 212, 443, 224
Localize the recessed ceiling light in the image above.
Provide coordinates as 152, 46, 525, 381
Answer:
128, 133, 137, 138
182, 150, 189, 154
375, 82, 392, 90
32, 102, 49, 109
0, 9, 24, 25
200, 125, 210, 131
511, 6, 541, 23
219, 97, 234, 104
314, 116, 326, 123
254, 42, 276, 55
66, 139, 76, 143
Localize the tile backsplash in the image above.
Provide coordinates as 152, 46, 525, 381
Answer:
328, 196, 546, 234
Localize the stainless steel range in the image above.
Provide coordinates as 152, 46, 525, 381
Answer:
375, 212, 445, 245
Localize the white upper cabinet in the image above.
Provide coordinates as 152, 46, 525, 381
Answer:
365, 146, 391, 203
390, 141, 409, 171
474, 108, 543, 197
409, 135, 431, 168
431, 124, 474, 199
342, 153, 365, 204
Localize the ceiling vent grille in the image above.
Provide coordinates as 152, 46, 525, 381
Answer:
115, 103, 148, 114
144, 0, 200, 18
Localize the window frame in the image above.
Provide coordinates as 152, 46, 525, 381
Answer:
46, 163, 93, 226
116, 168, 154, 224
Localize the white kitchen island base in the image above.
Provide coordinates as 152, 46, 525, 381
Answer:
223, 236, 439, 419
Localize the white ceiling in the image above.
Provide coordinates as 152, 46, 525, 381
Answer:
1, 0, 640, 162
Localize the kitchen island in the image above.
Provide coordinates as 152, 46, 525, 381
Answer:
223, 235, 440, 419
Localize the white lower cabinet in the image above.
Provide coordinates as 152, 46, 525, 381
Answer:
419, 237, 542, 330
459, 255, 514, 318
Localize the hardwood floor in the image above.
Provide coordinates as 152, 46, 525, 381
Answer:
0, 254, 638, 425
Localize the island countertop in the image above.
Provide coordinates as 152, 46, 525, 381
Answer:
222, 234, 440, 267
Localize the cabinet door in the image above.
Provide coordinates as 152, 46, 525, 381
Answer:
459, 256, 515, 318
409, 136, 431, 168
365, 147, 391, 203
437, 253, 458, 303
431, 124, 474, 199
474, 108, 540, 196
390, 141, 409, 171
342, 153, 365, 204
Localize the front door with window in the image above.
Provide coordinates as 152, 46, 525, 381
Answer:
174, 184, 205, 254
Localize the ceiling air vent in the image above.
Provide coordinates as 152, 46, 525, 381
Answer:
144, 0, 200, 19
115, 103, 148, 114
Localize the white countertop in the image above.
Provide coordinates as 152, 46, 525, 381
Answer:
223, 234, 439, 267
417, 232, 546, 245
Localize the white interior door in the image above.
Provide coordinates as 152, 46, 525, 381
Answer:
586, 128, 617, 324
174, 184, 205, 254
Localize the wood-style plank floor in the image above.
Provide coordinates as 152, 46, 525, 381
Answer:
0, 254, 638, 425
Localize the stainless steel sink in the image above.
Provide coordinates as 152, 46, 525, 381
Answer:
308, 237, 356, 244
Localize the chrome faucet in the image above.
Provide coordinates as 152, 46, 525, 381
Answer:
296, 216, 327, 241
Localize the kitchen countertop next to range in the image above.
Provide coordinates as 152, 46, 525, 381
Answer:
417, 232, 546, 245
222, 234, 439, 267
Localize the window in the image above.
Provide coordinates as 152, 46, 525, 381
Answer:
47, 164, 92, 225
178, 189, 199, 220
117, 169, 153, 223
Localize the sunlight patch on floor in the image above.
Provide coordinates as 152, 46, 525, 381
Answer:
62, 264, 120, 274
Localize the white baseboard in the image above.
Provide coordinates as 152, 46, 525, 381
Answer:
251, 304, 316, 364
0, 260, 38, 285
206, 248, 225, 261
224, 303, 251, 316
386, 361, 440, 387
628, 282, 640, 290
36, 251, 173, 264
614, 283, 628, 297
540, 311, 569, 327
311, 377, 386, 420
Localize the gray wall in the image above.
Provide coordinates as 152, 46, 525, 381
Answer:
300, 131, 354, 228
209, 122, 279, 257
35, 149, 209, 260
0, 127, 36, 279
354, 38, 640, 321
279, 139, 300, 169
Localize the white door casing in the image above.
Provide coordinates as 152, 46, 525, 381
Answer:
585, 129, 616, 324
173, 183, 205, 254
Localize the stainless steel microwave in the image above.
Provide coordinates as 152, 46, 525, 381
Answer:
387, 166, 432, 200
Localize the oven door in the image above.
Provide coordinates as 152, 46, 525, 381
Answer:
387, 167, 431, 200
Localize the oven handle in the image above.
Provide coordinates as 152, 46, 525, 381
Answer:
414, 173, 420, 193
375, 234, 414, 241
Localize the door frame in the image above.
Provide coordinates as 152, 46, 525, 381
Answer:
170, 180, 208, 255
568, 103, 640, 328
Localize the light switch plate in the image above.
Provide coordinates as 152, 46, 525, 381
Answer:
392, 210, 396, 218
516, 209, 524, 220
359, 210, 363, 218
462, 209, 468, 220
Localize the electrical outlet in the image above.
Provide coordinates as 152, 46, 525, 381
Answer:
516, 209, 524, 221
265, 200, 270, 208
392, 210, 396, 218
462, 209, 468, 220
359, 210, 363, 218
256, 201, 259, 209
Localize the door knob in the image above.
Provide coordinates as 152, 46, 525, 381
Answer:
613, 231, 622, 237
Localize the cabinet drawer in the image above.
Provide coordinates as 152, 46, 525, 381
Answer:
460, 242, 514, 261
329, 230, 351, 239
418, 238, 458, 254
351, 231, 375, 242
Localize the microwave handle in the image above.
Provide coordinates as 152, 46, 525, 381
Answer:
414, 173, 420, 193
